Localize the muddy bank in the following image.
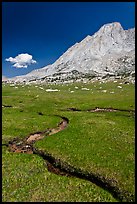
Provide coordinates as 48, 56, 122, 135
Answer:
65, 107, 135, 113
8, 115, 69, 154
32, 148, 134, 202
6, 112, 134, 202
2, 104, 13, 108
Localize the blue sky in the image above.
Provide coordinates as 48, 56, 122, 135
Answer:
2, 2, 135, 78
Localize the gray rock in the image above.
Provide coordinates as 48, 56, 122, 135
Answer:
7, 22, 135, 84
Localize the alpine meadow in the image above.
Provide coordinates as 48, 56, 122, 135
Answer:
2, 19, 135, 202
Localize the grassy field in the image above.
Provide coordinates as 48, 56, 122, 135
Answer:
2, 80, 135, 202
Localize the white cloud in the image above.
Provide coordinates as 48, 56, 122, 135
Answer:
5, 53, 37, 68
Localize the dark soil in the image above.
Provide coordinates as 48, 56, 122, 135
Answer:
65, 107, 135, 113
2, 104, 13, 108
8, 115, 69, 154
6, 111, 134, 202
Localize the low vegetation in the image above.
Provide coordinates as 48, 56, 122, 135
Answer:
2, 79, 135, 202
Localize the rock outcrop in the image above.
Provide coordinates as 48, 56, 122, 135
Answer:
7, 22, 135, 84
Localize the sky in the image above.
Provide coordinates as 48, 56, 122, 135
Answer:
2, 2, 135, 78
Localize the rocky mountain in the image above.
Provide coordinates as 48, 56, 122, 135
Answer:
7, 22, 135, 84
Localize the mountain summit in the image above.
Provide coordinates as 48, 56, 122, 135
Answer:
8, 22, 135, 84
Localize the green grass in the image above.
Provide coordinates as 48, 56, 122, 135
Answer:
2, 80, 135, 202
2, 146, 117, 202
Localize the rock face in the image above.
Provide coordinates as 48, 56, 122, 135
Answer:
7, 22, 135, 84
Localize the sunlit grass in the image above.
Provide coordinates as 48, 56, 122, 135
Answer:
2, 80, 135, 202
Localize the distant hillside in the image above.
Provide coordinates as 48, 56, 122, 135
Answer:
7, 22, 135, 84
2, 75, 8, 82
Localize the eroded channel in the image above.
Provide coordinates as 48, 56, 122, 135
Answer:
65, 107, 135, 113
5, 111, 134, 202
